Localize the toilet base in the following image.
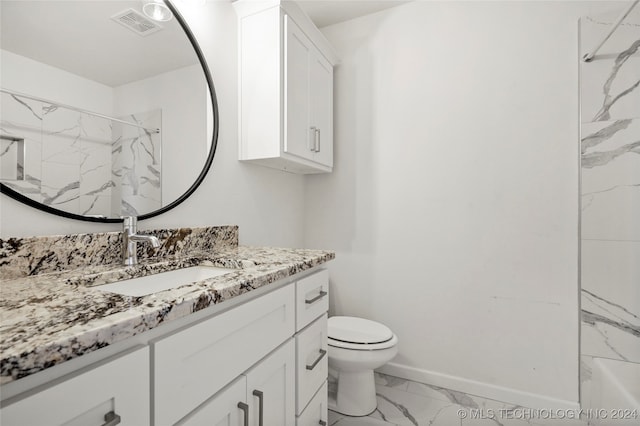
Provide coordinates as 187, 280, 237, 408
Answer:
328, 369, 378, 416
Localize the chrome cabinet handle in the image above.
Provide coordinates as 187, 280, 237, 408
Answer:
319, 421, 327, 426
309, 127, 317, 151
102, 411, 121, 426
306, 349, 327, 370
305, 290, 327, 304
238, 402, 249, 426
253, 390, 264, 426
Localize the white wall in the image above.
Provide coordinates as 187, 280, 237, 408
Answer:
0, 1, 306, 248
304, 0, 624, 409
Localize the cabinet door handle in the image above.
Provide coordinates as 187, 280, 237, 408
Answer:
238, 402, 249, 426
252, 390, 264, 426
305, 290, 327, 304
319, 421, 327, 426
102, 411, 121, 426
315, 128, 321, 152
309, 127, 317, 151
306, 349, 327, 370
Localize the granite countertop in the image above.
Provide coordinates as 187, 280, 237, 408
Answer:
0, 243, 334, 385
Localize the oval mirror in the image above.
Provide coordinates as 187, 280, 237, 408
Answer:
0, 0, 218, 222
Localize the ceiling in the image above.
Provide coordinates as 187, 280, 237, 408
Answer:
0, 1, 199, 87
297, 0, 412, 28
0, 0, 411, 88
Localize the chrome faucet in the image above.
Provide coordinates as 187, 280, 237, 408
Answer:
122, 216, 161, 266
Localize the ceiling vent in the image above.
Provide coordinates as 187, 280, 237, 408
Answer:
111, 9, 162, 37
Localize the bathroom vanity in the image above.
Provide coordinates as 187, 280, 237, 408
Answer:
0, 226, 334, 426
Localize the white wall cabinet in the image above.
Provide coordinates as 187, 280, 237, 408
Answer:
235, 0, 338, 174
1, 268, 330, 426
0, 347, 149, 426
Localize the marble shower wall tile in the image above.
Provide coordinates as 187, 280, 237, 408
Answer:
1, 92, 165, 217
0, 225, 239, 280
581, 119, 640, 241
113, 109, 162, 217
580, 13, 640, 122
581, 243, 640, 362
580, 121, 640, 362
1, 92, 120, 216
0, 137, 24, 180
1, 92, 43, 192
581, 241, 640, 324
41, 106, 116, 216
580, 6, 640, 369
40, 161, 80, 212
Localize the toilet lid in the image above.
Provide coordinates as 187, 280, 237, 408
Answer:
328, 316, 394, 344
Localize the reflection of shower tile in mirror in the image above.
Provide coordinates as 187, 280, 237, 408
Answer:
1, 92, 44, 185
579, 14, 640, 122
1, 91, 44, 125
110, 137, 124, 217
0, 137, 23, 180
581, 119, 640, 241
1, 179, 44, 204
77, 115, 115, 217
40, 162, 79, 210
80, 194, 111, 217
79, 144, 112, 196
41, 105, 85, 165
114, 109, 162, 216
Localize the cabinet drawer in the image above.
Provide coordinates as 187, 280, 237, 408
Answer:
295, 269, 329, 331
154, 284, 295, 426
296, 314, 328, 415
296, 381, 327, 426
1, 347, 149, 426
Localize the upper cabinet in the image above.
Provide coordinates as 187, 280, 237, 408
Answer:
235, 0, 338, 174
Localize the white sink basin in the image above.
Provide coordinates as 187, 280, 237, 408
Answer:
95, 266, 236, 297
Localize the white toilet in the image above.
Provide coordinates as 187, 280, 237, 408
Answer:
327, 316, 398, 416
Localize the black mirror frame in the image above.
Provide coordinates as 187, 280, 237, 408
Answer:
0, 0, 219, 224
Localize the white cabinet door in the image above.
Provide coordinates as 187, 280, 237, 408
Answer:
284, 15, 313, 163
0, 347, 149, 426
285, 15, 334, 169
309, 50, 333, 169
153, 284, 295, 426
177, 377, 247, 426
245, 339, 296, 426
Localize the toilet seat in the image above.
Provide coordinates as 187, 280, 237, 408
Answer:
328, 316, 397, 351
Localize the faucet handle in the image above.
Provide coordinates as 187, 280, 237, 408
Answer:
122, 216, 137, 233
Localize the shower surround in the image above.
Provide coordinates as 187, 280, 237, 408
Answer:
579, 6, 640, 412
0, 91, 161, 217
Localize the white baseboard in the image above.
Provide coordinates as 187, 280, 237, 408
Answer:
377, 362, 580, 411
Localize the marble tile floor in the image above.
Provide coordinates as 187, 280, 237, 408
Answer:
328, 373, 588, 426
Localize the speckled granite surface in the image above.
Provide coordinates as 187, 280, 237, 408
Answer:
0, 226, 239, 280
0, 227, 334, 385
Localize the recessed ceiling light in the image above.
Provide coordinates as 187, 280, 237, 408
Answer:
143, 0, 173, 22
